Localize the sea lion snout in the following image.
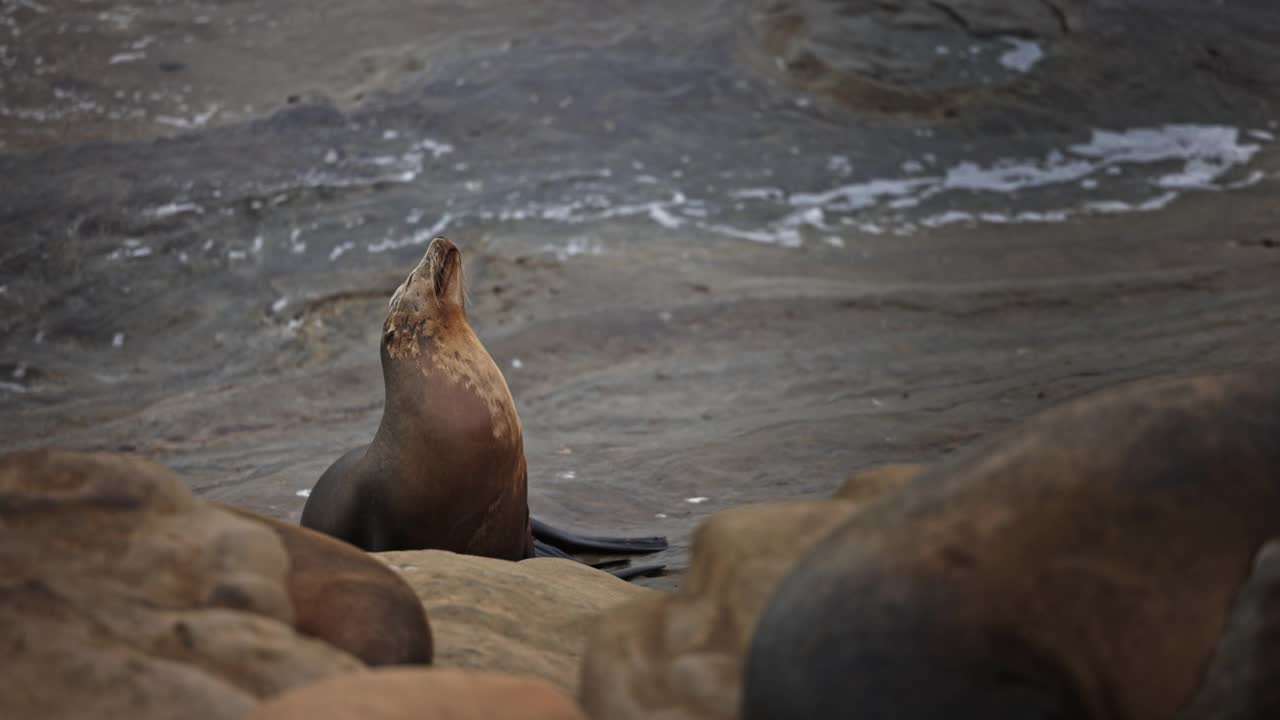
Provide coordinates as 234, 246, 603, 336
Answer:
425, 235, 458, 271
427, 238, 462, 302
388, 237, 464, 317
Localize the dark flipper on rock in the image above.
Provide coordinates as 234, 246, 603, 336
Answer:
533, 537, 666, 580
531, 517, 668, 554
608, 563, 667, 581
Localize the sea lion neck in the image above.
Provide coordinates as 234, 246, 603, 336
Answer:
373, 315, 521, 454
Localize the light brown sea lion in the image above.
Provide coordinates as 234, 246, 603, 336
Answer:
220, 505, 432, 667
744, 367, 1280, 720
300, 237, 665, 577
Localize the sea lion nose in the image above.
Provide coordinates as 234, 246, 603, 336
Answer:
431, 235, 458, 256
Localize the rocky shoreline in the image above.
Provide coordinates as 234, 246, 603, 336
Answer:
4, 0, 1280, 715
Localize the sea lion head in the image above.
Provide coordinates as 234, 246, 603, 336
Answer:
377, 236, 521, 443
382, 236, 467, 359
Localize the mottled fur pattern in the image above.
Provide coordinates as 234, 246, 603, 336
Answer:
384, 237, 519, 442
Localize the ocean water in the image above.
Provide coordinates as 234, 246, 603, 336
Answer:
95, 122, 1273, 270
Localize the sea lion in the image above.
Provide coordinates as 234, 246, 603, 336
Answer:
220, 505, 432, 667
301, 237, 665, 578
743, 367, 1280, 720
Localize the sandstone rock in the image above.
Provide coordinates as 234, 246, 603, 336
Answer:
377, 550, 651, 692
833, 462, 926, 502
222, 505, 433, 667
246, 668, 589, 720
0, 449, 362, 720
578, 462, 912, 720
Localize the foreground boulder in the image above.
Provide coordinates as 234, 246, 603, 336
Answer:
221, 505, 433, 667
745, 368, 1280, 719
378, 550, 652, 692
0, 449, 362, 720
246, 668, 589, 720
577, 464, 917, 720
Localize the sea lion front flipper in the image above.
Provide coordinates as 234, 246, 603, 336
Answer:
1177, 538, 1280, 720
530, 517, 668, 554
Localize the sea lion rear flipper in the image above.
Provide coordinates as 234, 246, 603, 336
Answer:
530, 517, 668, 554
587, 558, 633, 571
535, 539, 640, 568
532, 537, 577, 560
608, 563, 666, 581
533, 537, 666, 580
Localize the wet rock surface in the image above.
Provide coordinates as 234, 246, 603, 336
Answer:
749, 0, 1280, 121
0, 449, 362, 720
378, 550, 652, 692
1, 0, 1280, 594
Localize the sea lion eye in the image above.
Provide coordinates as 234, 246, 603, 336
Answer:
384, 328, 396, 343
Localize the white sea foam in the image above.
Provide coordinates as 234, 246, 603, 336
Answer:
541, 236, 607, 260
729, 187, 785, 201
1070, 125, 1260, 188
414, 138, 454, 158
366, 213, 453, 253
108, 51, 145, 64
107, 239, 153, 260
998, 38, 1044, 73
144, 202, 203, 218
449, 126, 1260, 246
328, 240, 355, 261
155, 104, 219, 128
790, 177, 933, 211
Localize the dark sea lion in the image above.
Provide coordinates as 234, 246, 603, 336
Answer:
743, 368, 1280, 720
221, 505, 433, 667
301, 237, 665, 578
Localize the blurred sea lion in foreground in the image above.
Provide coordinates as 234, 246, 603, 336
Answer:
745, 367, 1280, 719
302, 237, 665, 579
222, 505, 433, 666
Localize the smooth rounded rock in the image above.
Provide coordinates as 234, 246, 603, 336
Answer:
0, 449, 361, 720
378, 550, 652, 692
